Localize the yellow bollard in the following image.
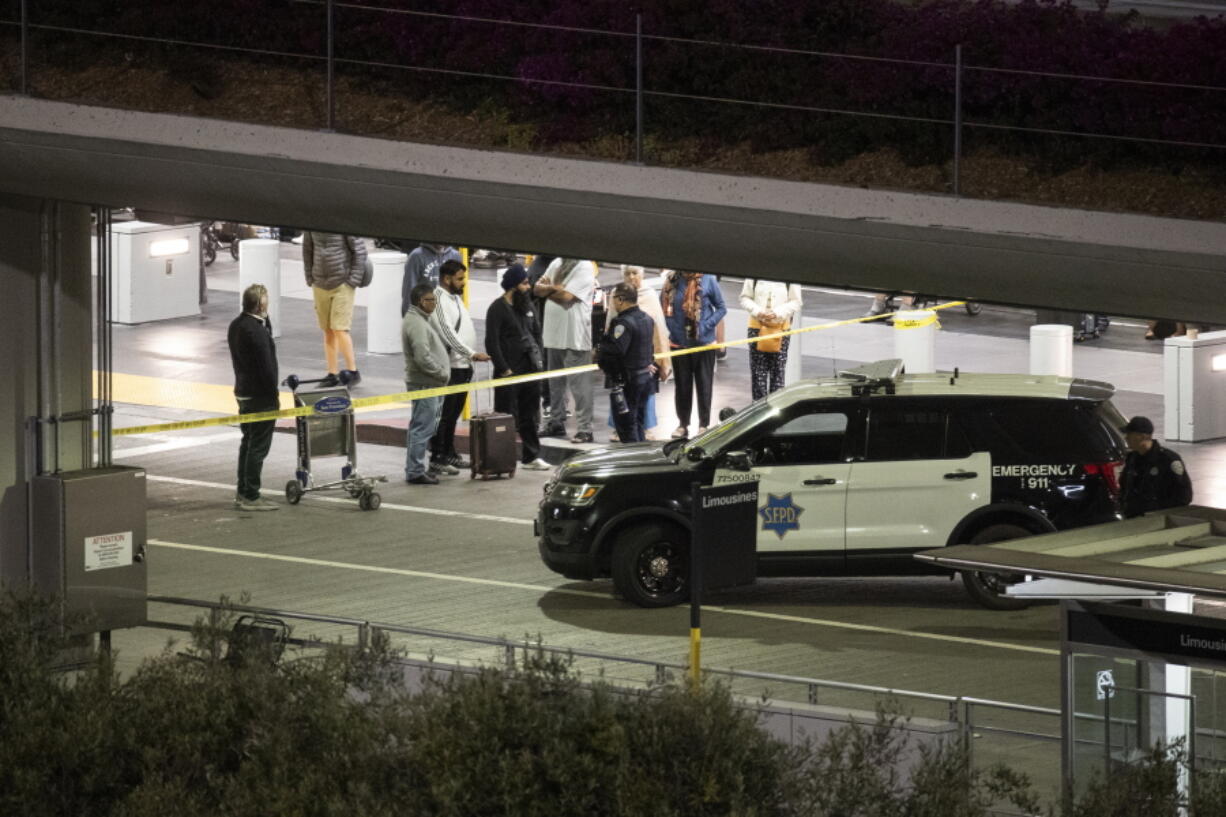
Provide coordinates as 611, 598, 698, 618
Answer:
461, 247, 471, 421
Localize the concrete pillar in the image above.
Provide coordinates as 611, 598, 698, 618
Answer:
1164, 592, 1194, 811
238, 238, 281, 338
366, 251, 407, 354
1030, 324, 1073, 377
1164, 330, 1226, 442
785, 313, 803, 386
0, 195, 93, 585
893, 310, 936, 373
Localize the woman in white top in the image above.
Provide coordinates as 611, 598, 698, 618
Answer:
740, 279, 803, 400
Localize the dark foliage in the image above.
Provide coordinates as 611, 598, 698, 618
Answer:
5, 589, 1226, 816
15, 0, 1226, 175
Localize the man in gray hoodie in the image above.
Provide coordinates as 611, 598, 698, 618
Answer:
401, 243, 462, 316
401, 282, 451, 484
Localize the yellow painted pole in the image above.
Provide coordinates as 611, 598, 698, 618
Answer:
460, 247, 471, 421
688, 627, 702, 690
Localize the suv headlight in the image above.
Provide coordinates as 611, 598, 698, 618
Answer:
550, 482, 603, 507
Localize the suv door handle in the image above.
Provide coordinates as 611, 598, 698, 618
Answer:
803, 477, 838, 486
944, 471, 978, 480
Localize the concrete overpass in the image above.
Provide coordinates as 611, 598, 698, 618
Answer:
1, 95, 1224, 322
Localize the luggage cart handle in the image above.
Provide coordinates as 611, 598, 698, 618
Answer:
283, 373, 336, 391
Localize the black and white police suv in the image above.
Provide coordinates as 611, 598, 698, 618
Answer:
536, 360, 1128, 610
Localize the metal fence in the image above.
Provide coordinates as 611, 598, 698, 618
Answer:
2, 2, 1224, 197
143, 593, 1065, 806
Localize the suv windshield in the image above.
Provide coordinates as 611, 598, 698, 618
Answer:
681, 399, 776, 459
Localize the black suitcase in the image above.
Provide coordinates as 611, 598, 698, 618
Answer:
469, 366, 517, 479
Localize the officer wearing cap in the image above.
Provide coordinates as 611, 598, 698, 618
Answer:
597, 282, 657, 443
1120, 415, 1193, 518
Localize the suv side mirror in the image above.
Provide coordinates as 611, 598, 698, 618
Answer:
720, 449, 753, 471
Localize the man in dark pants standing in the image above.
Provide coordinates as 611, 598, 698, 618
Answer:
1120, 415, 1193, 518
485, 264, 551, 470
597, 283, 657, 443
227, 283, 280, 511
428, 259, 490, 474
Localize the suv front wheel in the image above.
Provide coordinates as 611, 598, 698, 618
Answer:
960, 523, 1033, 611
611, 521, 690, 608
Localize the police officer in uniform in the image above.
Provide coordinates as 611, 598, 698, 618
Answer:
597, 282, 657, 443
1120, 415, 1193, 518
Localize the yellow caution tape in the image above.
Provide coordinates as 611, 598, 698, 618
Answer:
108, 300, 965, 437
892, 313, 941, 330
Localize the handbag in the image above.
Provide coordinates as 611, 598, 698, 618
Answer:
748, 315, 789, 354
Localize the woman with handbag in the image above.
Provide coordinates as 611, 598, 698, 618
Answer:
741, 278, 803, 400
484, 264, 551, 470
662, 270, 727, 438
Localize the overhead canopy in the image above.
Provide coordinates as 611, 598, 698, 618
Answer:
915, 507, 1226, 599
1, 96, 1225, 323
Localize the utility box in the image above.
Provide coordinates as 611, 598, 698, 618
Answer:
1164, 330, 1226, 442
31, 467, 148, 633
110, 220, 201, 324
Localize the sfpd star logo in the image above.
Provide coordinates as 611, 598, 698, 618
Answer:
759, 493, 804, 539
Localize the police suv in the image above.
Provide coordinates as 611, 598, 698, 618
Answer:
536, 360, 1128, 610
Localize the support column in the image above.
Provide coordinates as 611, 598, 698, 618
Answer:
1030, 324, 1074, 377
785, 312, 803, 386
893, 310, 937, 374
238, 239, 282, 337
0, 195, 93, 585
366, 251, 407, 354
1164, 592, 1193, 811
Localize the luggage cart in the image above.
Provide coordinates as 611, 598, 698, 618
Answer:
283, 376, 385, 511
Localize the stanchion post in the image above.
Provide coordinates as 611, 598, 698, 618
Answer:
461, 248, 471, 421
953, 43, 963, 196
688, 481, 702, 690
20, 0, 28, 95
635, 14, 644, 165
326, 0, 336, 131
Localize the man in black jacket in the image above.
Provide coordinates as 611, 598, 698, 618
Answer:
597, 283, 657, 444
1120, 415, 1193, 518
485, 264, 550, 470
227, 284, 281, 511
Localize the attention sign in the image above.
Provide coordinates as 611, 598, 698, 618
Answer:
84, 531, 133, 572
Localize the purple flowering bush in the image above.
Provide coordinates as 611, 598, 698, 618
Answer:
16, 0, 1226, 175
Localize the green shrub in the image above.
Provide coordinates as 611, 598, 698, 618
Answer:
17, 590, 1226, 817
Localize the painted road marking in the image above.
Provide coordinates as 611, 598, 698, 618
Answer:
116, 431, 240, 459
146, 474, 535, 526
148, 539, 1058, 656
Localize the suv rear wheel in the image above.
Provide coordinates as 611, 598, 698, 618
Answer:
960, 523, 1033, 611
611, 521, 690, 608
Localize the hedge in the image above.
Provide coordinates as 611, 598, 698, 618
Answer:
2, 589, 1225, 815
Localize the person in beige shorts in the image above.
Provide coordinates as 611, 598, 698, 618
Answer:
303, 232, 368, 387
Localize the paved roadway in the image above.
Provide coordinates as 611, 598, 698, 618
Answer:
102, 251, 1226, 715
115, 427, 1064, 710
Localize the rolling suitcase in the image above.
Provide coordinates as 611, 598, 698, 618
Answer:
469, 364, 517, 479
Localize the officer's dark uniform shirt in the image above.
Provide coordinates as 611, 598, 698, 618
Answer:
1120, 441, 1193, 518
597, 304, 654, 379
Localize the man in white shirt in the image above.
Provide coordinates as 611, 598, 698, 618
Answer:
429, 260, 490, 473
534, 258, 597, 444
